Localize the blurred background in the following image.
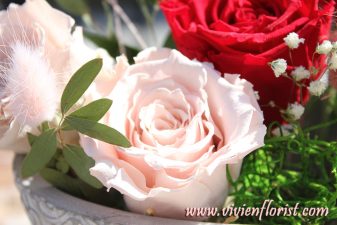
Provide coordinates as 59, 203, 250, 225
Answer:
0, 0, 169, 224
0, 151, 30, 225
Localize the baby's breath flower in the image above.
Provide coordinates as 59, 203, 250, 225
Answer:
308, 80, 327, 96
291, 66, 310, 81
316, 40, 333, 54
287, 103, 305, 121
272, 124, 293, 137
283, 32, 305, 49
270, 59, 287, 78
329, 52, 337, 71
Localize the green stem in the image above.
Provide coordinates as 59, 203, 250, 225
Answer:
265, 136, 293, 144
304, 118, 337, 132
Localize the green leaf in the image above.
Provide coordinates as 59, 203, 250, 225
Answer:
55, 157, 70, 174
61, 58, 103, 114
63, 145, 102, 189
27, 133, 37, 146
21, 130, 57, 178
54, 0, 89, 16
62, 98, 112, 130
40, 168, 82, 196
41, 121, 49, 132
68, 98, 112, 121
65, 116, 131, 147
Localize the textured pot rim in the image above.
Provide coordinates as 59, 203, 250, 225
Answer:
13, 154, 227, 225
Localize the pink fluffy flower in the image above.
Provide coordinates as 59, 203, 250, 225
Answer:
0, 0, 114, 152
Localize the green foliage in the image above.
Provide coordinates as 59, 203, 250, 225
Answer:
65, 116, 131, 147
21, 58, 131, 208
40, 168, 82, 195
61, 98, 112, 130
27, 132, 37, 146
61, 58, 103, 114
21, 130, 57, 178
219, 127, 337, 225
67, 98, 112, 121
63, 145, 102, 189
41, 165, 125, 208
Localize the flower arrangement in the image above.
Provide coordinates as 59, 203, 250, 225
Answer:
1, 0, 337, 224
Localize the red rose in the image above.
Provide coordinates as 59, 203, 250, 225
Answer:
160, 0, 335, 124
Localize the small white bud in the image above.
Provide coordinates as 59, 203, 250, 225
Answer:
283, 32, 305, 49
308, 80, 327, 96
272, 124, 293, 137
270, 59, 287, 77
290, 66, 311, 81
316, 40, 333, 54
287, 103, 305, 121
329, 52, 337, 71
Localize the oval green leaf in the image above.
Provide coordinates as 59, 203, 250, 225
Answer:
40, 168, 81, 196
65, 116, 131, 147
64, 145, 102, 189
62, 98, 112, 130
61, 58, 103, 114
27, 132, 38, 146
68, 98, 112, 121
21, 130, 57, 178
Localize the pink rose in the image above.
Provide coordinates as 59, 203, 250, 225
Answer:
80, 48, 266, 219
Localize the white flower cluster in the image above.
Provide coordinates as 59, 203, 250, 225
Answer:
291, 66, 310, 81
287, 103, 305, 121
315, 40, 337, 71
316, 40, 333, 54
284, 32, 305, 49
267, 33, 336, 122
308, 80, 328, 96
270, 59, 287, 77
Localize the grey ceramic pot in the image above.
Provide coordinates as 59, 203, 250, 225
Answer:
13, 154, 223, 225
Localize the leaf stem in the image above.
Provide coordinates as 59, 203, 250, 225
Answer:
304, 118, 337, 132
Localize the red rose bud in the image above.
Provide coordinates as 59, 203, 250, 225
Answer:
160, 0, 335, 124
